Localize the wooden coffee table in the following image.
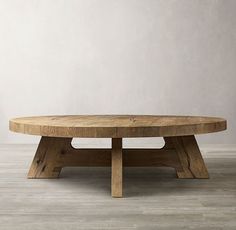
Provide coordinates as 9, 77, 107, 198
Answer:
9, 115, 226, 197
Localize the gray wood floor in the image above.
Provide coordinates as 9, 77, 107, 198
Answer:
0, 145, 236, 229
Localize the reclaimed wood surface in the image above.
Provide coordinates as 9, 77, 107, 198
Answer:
9, 115, 227, 197
9, 115, 227, 138
111, 138, 123, 197
27, 135, 208, 178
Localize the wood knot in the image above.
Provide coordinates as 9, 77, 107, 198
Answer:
61, 150, 66, 155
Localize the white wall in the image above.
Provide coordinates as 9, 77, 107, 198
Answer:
0, 0, 235, 145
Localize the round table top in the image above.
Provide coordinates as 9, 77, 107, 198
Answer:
9, 115, 227, 138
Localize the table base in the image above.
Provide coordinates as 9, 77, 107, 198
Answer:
28, 135, 209, 197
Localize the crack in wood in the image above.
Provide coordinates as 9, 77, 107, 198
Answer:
180, 137, 195, 178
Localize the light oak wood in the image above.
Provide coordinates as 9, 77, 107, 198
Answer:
9, 115, 226, 138
26, 137, 186, 168
111, 138, 123, 197
27, 136, 207, 175
27, 135, 209, 196
28, 137, 72, 178
164, 136, 209, 178
9, 115, 227, 197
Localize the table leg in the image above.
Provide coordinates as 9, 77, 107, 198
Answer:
27, 135, 208, 197
111, 138, 123, 198
28, 136, 72, 178
165, 135, 209, 178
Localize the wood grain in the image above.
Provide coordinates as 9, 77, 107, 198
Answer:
111, 138, 123, 197
28, 137, 72, 178
165, 136, 209, 178
27, 135, 209, 197
9, 115, 227, 138
10, 114, 226, 197
27, 141, 183, 168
